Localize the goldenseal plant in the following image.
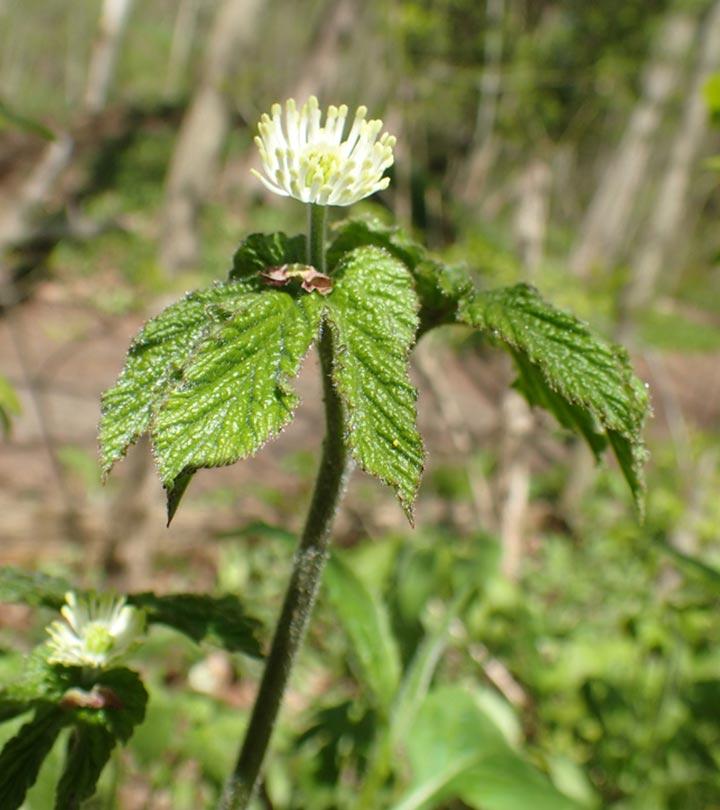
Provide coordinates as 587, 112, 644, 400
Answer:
46, 591, 146, 669
0, 96, 646, 810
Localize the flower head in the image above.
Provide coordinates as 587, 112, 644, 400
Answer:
252, 96, 396, 206
46, 591, 146, 669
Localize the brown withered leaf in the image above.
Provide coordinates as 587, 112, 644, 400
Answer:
301, 267, 333, 295
60, 685, 124, 711
260, 264, 333, 295
260, 265, 292, 287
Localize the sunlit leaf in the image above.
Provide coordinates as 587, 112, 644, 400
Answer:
151, 290, 323, 496
393, 686, 580, 810
328, 217, 474, 332
326, 245, 424, 519
99, 280, 256, 476
460, 284, 649, 513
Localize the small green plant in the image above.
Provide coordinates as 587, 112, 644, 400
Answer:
0, 97, 649, 809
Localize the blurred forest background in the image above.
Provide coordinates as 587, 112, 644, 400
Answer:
1, 0, 720, 807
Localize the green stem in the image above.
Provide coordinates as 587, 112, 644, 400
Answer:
220, 204, 349, 810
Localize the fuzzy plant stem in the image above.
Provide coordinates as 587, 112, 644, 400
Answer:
220, 204, 350, 810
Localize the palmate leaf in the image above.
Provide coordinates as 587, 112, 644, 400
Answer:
151, 291, 323, 496
326, 245, 424, 520
100, 232, 322, 521
460, 284, 650, 512
329, 217, 474, 333
99, 280, 256, 476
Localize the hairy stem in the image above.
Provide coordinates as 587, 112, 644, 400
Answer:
220, 204, 349, 809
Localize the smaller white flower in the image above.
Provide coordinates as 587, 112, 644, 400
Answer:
252, 96, 396, 207
46, 591, 146, 669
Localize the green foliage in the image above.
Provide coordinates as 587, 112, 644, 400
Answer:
99, 281, 257, 476
329, 217, 474, 332
0, 709, 66, 810
152, 290, 322, 505
460, 284, 649, 512
0, 567, 263, 657
129, 592, 263, 657
325, 553, 401, 712
328, 218, 649, 513
0, 663, 147, 810
100, 231, 324, 519
0, 98, 54, 139
54, 724, 115, 810
84, 668, 148, 742
0, 567, 67, 610
326, 245, 425, 517
0, 374, 22, 438
704, 73, 720, 117
394, 686, 579, 810
230, 231, 306, 281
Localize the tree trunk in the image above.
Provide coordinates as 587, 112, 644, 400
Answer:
498, 390, 534, 581
570, 11, 697, 278
454, 0, 505, 205
84, 0, 136, 114
286, 0, 356, 103
513, 157, 551, 278
159, 0, 264, 275
0, 0, 134, 292
163, 0, 202, 100
622, 0, 720, 318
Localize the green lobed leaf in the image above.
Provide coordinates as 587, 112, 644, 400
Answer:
129, 592, 263, 657
0, 708, 66, 810
151, 290, 323, 494
324, 553, 401, 712
326, 245, 424, 519
459, 284, 649, 513
54, 724, 115, 810
328, 217, 474, 332
328, 217, 424, 271
230, 231, 306, 281
99, 280, 256, 476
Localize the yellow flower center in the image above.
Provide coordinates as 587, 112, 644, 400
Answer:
301, 144, 343, 186
84, 622, 114, 655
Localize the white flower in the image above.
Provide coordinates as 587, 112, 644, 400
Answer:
46, 591, 146, 669
252, 96, 396, 206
